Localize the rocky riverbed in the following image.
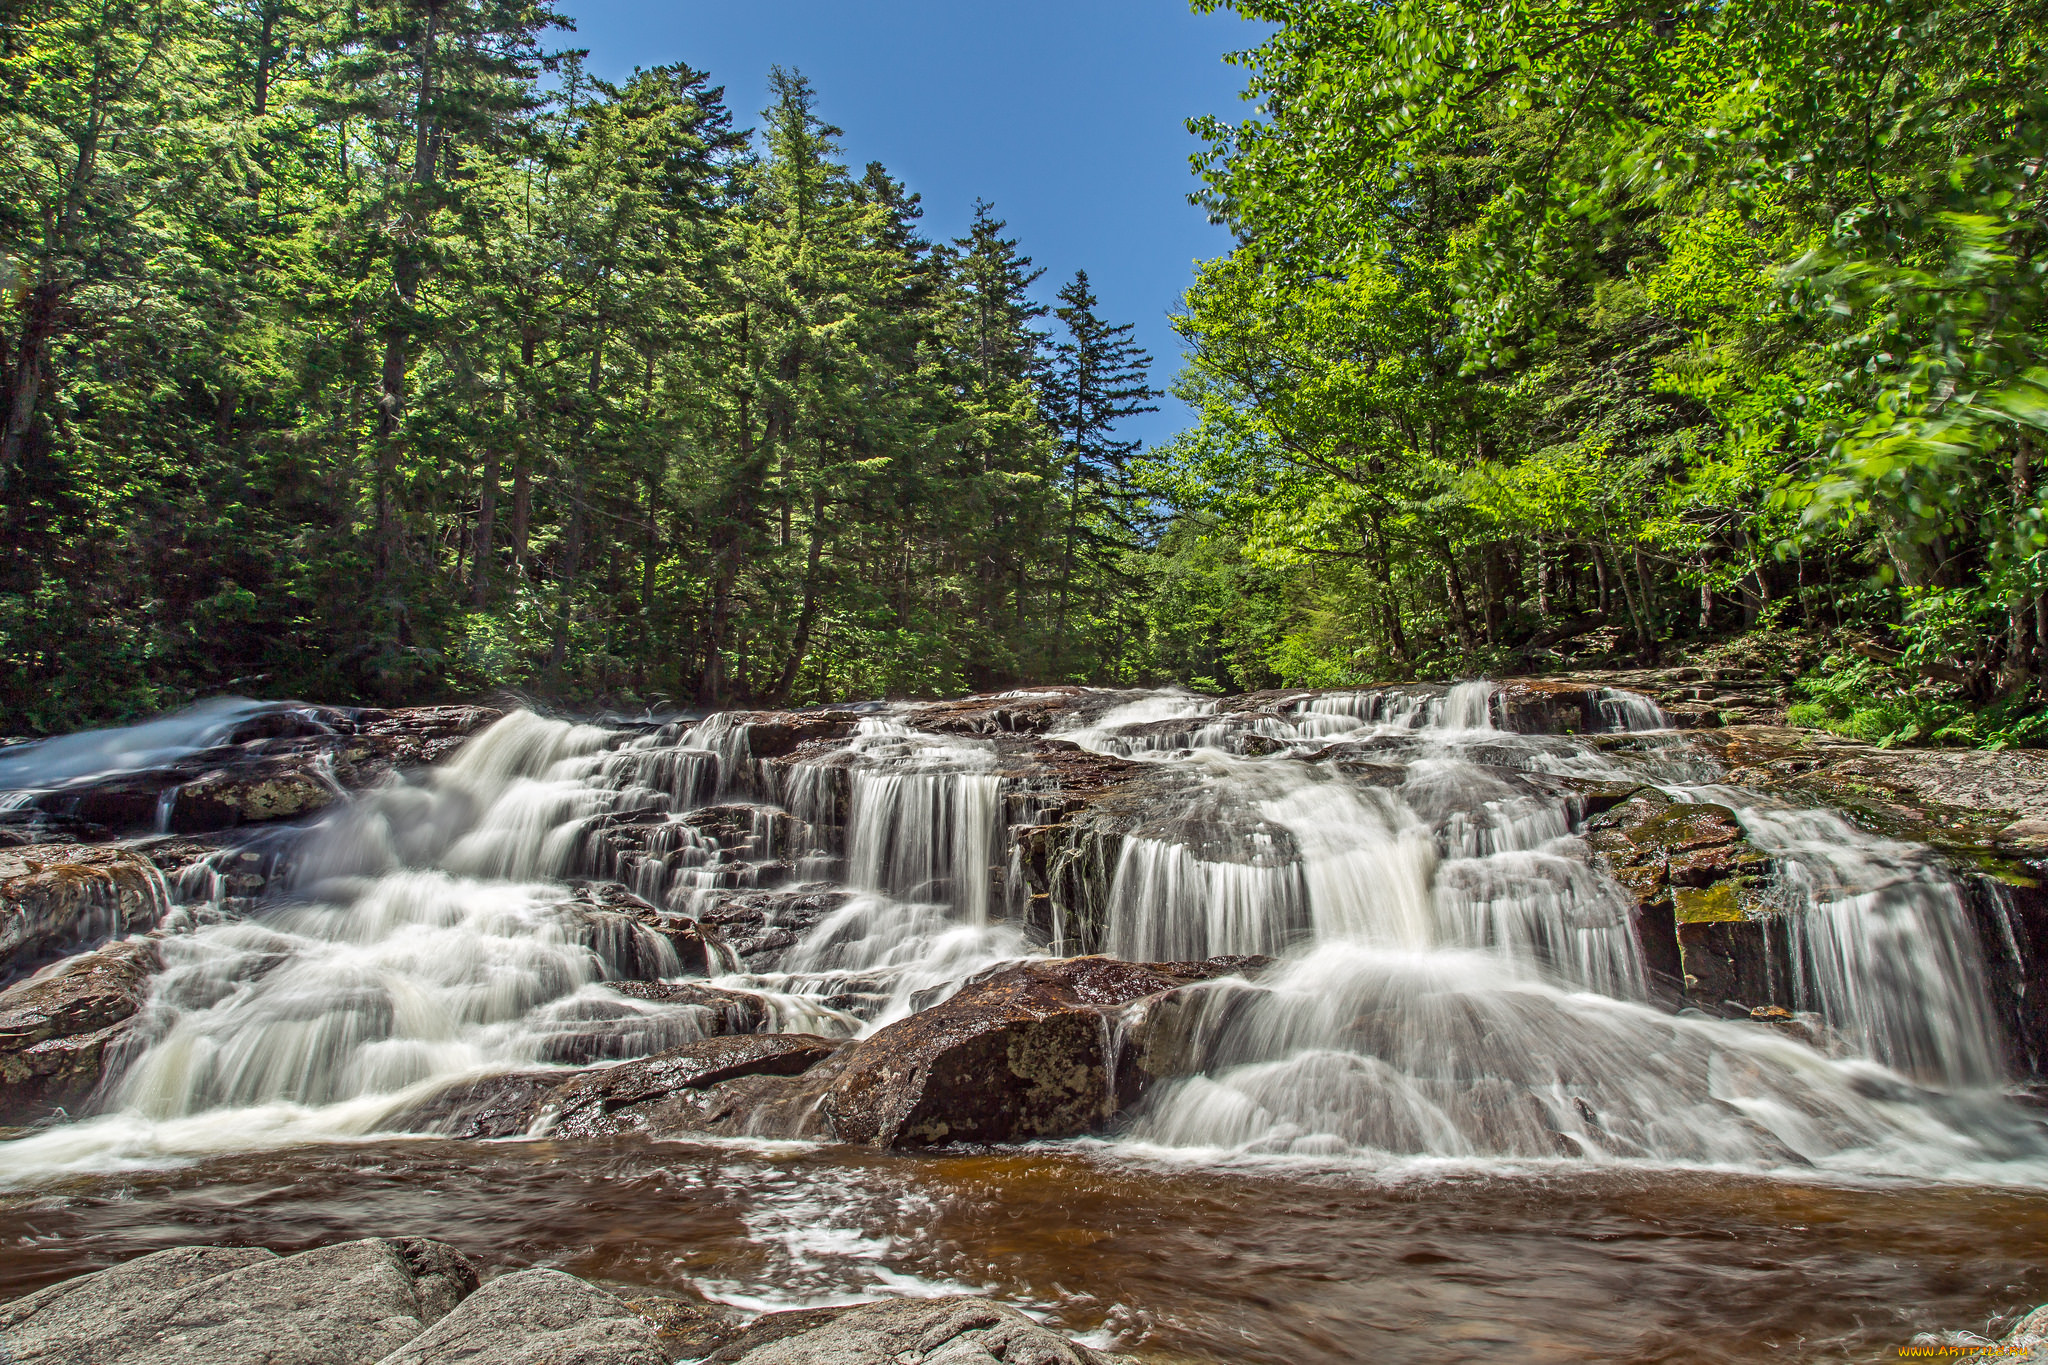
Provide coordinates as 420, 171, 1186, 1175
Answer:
1, 680, 2046, 1360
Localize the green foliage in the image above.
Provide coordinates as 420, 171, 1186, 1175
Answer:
1790, 654, 2048, 750
0, 2, 1157, 729
1147, 0, 2048, 742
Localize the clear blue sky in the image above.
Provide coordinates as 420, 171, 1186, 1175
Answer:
561, 0, 1267, 452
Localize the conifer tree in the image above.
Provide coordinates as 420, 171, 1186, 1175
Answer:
1041, 270, 1156, 674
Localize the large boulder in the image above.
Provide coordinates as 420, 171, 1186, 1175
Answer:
0, 937, 159, 1122
1, 845, 165, 980
819, 955, 1268, 1147
379, 1071, 567, 1139
167, 759, 338, 831
376, 1268, 663, 1365
0, 1237, 478, 1365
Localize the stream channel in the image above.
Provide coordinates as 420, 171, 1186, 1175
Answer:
0, 684, 2044, 1362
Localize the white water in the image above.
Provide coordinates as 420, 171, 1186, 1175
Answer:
2, 682, 2043, 1185
0, 697, 320, 793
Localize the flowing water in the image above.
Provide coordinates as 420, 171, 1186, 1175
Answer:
3, 684, 2046, 1360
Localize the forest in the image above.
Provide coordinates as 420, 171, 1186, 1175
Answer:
5, 0, 2047, 745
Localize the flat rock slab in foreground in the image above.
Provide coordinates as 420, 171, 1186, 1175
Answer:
0, 1240, 1130, 1365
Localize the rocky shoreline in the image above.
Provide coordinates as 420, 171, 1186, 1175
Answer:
0, 1237, 1129, 1365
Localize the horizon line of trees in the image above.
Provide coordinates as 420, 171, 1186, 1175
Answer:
0, 0, 1158, 732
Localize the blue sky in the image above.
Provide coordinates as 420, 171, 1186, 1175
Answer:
562, 0, 1267, 451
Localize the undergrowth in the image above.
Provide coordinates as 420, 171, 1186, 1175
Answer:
1787, 655, 2048, 749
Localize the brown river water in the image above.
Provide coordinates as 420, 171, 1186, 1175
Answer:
1, 1137, 2044, 1364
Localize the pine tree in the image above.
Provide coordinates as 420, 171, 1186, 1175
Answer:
1040, 270, 1156, 675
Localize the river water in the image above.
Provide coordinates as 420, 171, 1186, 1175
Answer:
2, 684, 2045, 1360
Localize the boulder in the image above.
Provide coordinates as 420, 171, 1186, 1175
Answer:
545, 1034, 845, 1139
902, 687, 1106, 736
562, 882, 732, 978
380, 1070, 566, 1138
1493, 680, 1608, 735
0, 1244, 1123, 1365
693, 886, 853, 967
1582, 796, 1786, 1012
819, 955, 1268, 1147
375, 1268, 663, 1365
1966, 1304, 2048, 1363
717, 1295, 1120, 1365
0, 845, 165, 980
384, 1034, 843, 1140
607, 979, 766, 1033
19, 704, 503, 839
0, 937, 159, 1122
167, 759, 337, 832
0, 1237, 479, 1365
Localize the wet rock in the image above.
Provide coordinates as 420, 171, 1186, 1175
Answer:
0, 844, 165, 980
819, 955, 1268, 1147
717, 1294, 1119, 1365
1582, 797, 1785, 1012
1013, 766, 1204, 955
1964, 1304, 2048, 1363
382, 1070, 565, 1138
1657, 700, 1722, 728
904, 687, 1107, 736
715, 712, 863, 760
22, 704, 503, 838
699, 1305, 859, 1363
377, 1267, 663, 1365
0, 937, 159, 1123
561, 882, 731, 978
0, 809, 110, 849
0, 1237, 479, 1365
607, 979, 766, 1033
167, 758, 337, 831
694, 886, 853, 967
546, 1034, 845, 1138
620, 1295, 747, 1359
1494, 680, 1610, 735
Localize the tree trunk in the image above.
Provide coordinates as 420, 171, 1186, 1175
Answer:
0, 282, 62, 489
373, 0, 442, 579
1052, 444, 1084, 677
510, 457, 531, 578
1438, 542, 1476, 654
2013, 433, 2038, 679
699, 378, 758, 706
471, 447, 498, 607
772, 483, 830, 701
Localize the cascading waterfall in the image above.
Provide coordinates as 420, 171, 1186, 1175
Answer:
0, 678, 2041, 1184
1731, 806, 2005, 1087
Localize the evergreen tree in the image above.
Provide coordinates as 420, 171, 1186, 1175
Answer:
1041, 270, 1156, 675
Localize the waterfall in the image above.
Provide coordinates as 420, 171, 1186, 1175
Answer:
0, 682, 2040, 1184
1733, 807, 2005, 1087
1599, 688, 1671, 732
1125, 941, 2041, 1172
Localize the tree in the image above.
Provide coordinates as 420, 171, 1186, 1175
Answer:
1040, 270, 1155, 675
